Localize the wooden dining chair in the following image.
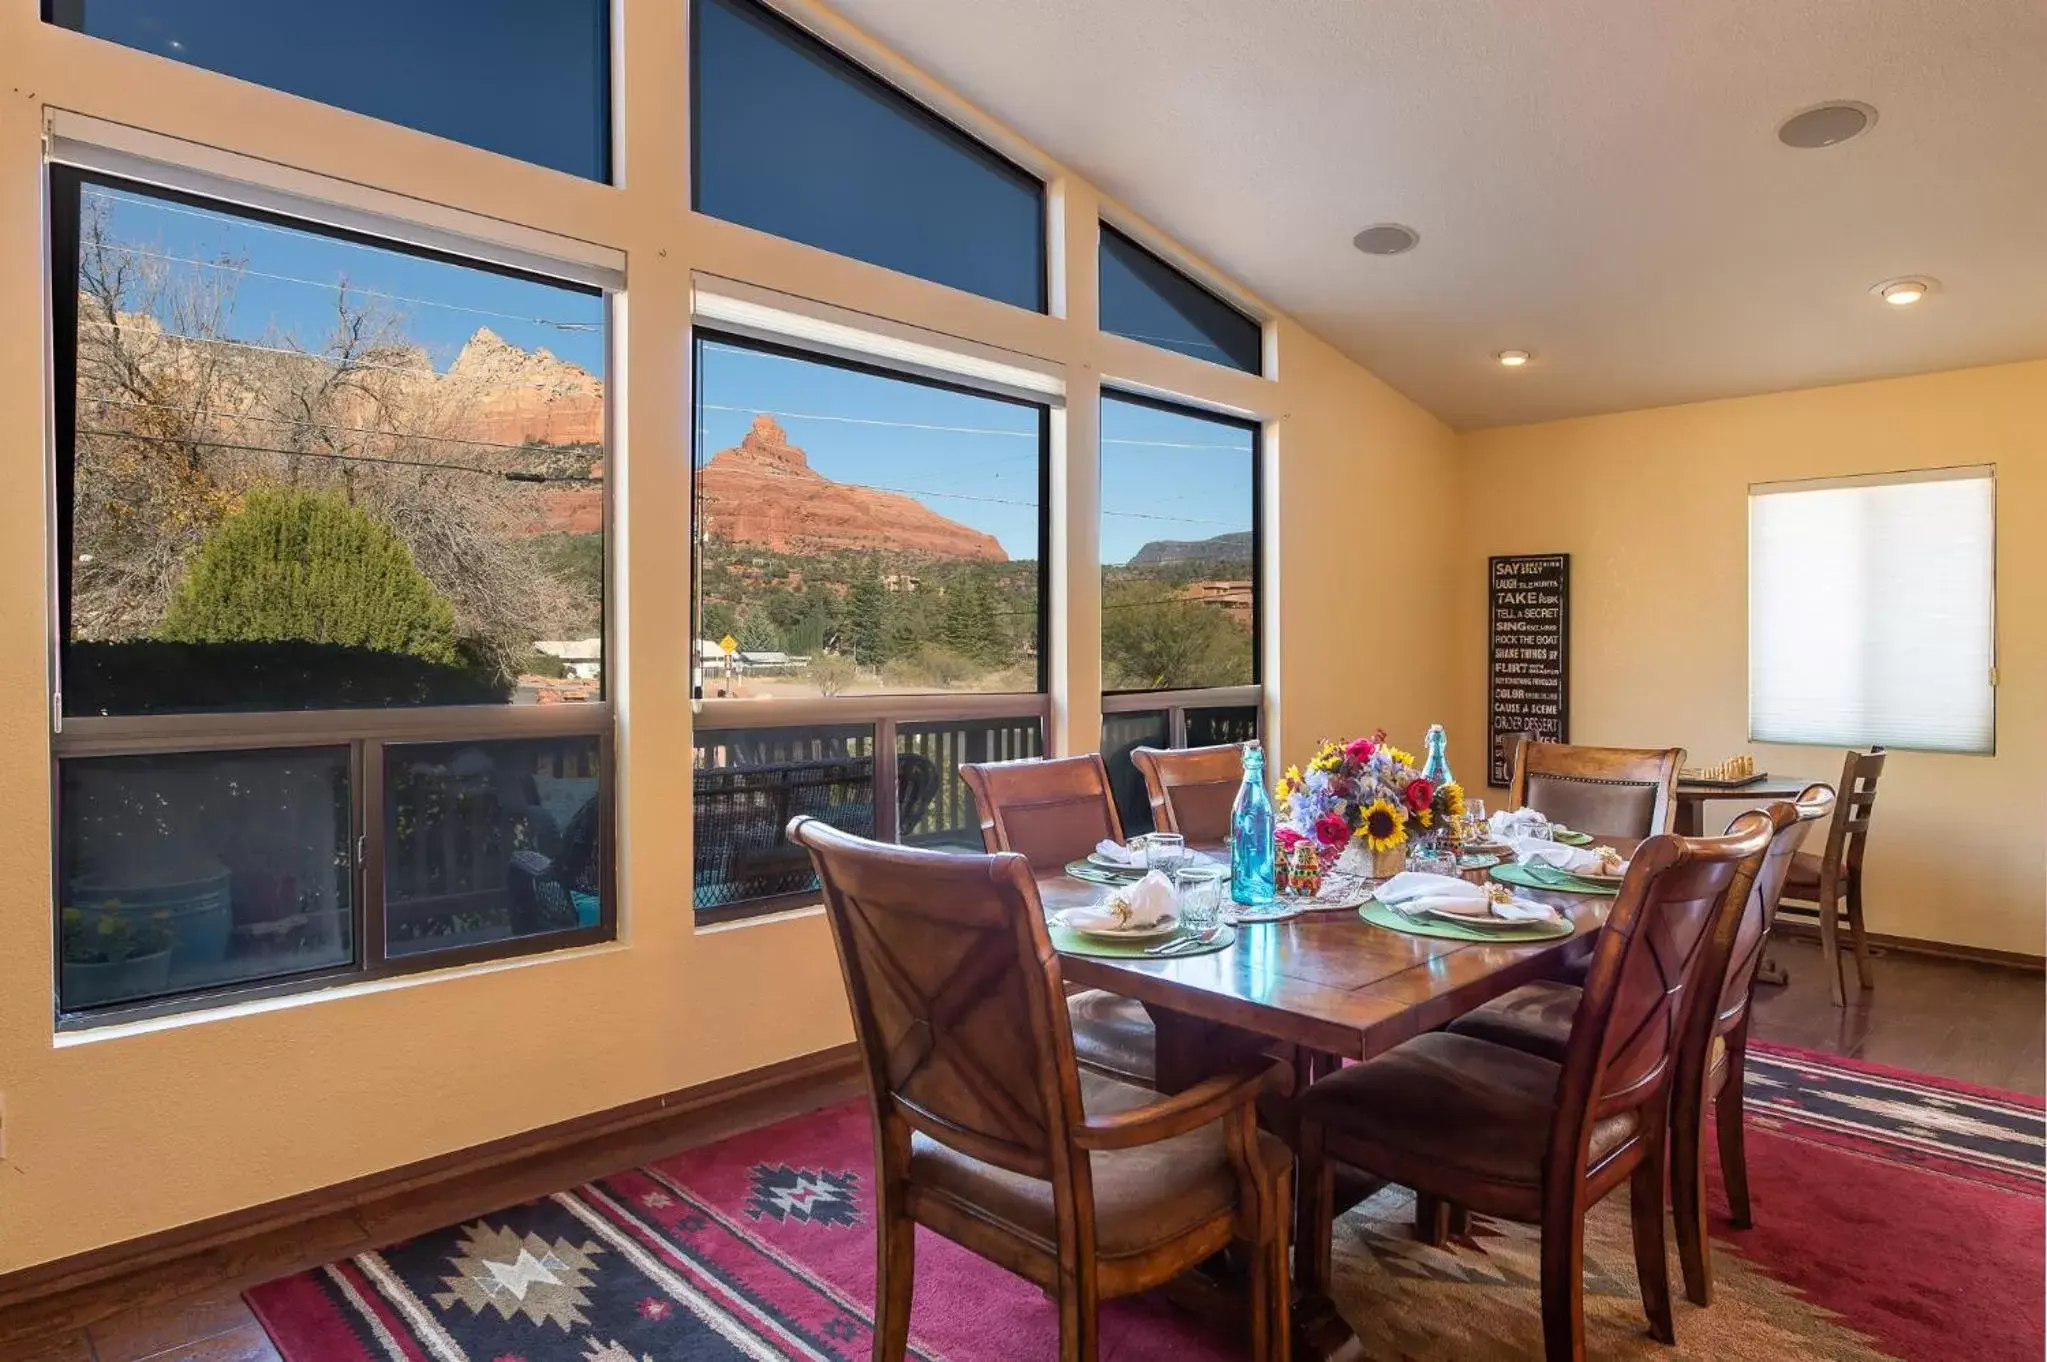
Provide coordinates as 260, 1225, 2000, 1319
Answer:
1509, 740, 1685, 839
1778, 748, 1885, 1006
1129, 743, 1243, 843
1447, 793, 1833, 1307
788, 817, 1294, 1362
959, 755, 1157, 1086
1296, 815, 1774, 1361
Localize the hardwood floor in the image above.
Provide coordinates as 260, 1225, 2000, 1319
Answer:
1747, 935, 2045, 1095
9, 943, 2039, 1359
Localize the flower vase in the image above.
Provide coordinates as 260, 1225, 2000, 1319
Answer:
1372, 844, 1408, 879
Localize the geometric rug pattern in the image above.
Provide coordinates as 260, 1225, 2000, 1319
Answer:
248, 1043, 2045, 1361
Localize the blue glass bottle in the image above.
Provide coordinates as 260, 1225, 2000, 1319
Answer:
1231, 743, 1276, 905
1420, 723, 1454, 789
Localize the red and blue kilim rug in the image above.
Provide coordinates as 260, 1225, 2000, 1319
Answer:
247, 1043, 2044, 1361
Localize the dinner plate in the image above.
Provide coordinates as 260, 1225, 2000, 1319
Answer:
1419, 905, 1552, 932
1551, 828, 1594, 846
1086, 849, 1208, 874
1052, 909, 1180, 942
1576, 868, 1628, 884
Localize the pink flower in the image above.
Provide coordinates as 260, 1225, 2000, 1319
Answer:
1405, 778, 1435, 813
1345, 737, 1376, 763
1314, 813, 1350, 848
1277, 827, 1306, 851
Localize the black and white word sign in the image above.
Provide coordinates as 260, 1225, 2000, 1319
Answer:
1487, 554, 1570, 786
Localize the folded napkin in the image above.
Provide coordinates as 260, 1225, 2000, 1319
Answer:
1059, 870, 1177, 932
1487, 807, 1552, 841
1093, 838, 1212, 870
1376, 870, 1556, 922
1511, 837, 1619, 876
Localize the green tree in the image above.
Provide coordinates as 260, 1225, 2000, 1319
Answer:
1099, 583, 1252, 690
848, 555, 891, 665
160, 485, 459, 665
699, 599, 738, 643
737, 608, 782, 652
939, 571, 1006, 664
784, 602, 831, 657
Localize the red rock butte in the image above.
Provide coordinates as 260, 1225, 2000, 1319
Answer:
694, 415, 1006, 560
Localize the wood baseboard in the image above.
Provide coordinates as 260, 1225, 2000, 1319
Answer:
1772, 911, 2045, 971
0, 1043, 863, 1348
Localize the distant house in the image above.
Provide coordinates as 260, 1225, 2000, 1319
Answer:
533, 638, 603, 680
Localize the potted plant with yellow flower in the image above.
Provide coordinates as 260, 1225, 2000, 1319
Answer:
1274, 731, 1466, 879
60, 905, 175, 1010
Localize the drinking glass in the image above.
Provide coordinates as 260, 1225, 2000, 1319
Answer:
1144, 832, 1187, 874
1174, 864, 1225, 931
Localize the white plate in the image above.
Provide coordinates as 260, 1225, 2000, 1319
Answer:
1054, 909, 1180, 942
1419, 905, 1559, 931
1576, 867, 1628, 883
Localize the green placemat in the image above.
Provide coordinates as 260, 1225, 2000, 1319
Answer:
1491, 862, 1621, 896
1049, 923, 1237, 959
1063, 860, 1140, 886
1552, 829, 1594, 846
1358, 898, 1574, 943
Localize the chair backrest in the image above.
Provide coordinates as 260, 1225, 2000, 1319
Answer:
1129, 743, 1243, 843
1509, 741, 1684, 838
1554, 814, 1773, 1163
789, 816, 1084, 1181
1819, 747, 1886, 884
1707, 787, 1835, 1037
1493, 729, 1537, 789
959, 754, 1124, 875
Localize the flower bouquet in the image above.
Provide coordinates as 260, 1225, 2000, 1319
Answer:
1274, 732, 1466, 879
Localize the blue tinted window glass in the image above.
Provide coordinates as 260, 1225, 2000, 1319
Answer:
692, 0, 1045, 311
48, 0, 610, 181
1100, 225, 1262, 373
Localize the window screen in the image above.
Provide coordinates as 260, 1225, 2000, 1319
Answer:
1749, 467, 1996, 753
692, 0, 1045, 311
46, 0, 612, 181
1099, 224, 1262, 373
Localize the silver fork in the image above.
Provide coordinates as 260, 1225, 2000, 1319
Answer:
1148, 926, 1223, 956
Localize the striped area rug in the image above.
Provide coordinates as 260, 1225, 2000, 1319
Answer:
247, 1043, 2043, 1360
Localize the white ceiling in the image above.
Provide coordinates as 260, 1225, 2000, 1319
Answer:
827, 0, 2047, 428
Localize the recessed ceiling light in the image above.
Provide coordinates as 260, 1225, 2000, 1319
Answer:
1873, 277, 1937, 306
1353, 223, 1419, 256
1777, 101, 1877, 149
1495, 349, 1532, 367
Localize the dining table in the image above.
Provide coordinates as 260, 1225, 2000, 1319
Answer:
1037, 838, 1639, 1360
1673, 775, 1812, 835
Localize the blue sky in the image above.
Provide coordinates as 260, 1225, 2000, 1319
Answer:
95, 184, 1254, 566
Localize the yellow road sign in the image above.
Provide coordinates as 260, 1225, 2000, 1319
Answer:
719, 635, 739, 654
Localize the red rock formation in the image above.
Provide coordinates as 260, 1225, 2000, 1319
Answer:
696, 416, 1005, 561
443, 327, 605, 448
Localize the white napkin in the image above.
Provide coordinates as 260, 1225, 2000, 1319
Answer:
1093, 838, 1213, 870
1376, 870, 1557, 922
1511, 837, 1617, 875
1059, 870, 1177, 932
1487, 807, 1552, 841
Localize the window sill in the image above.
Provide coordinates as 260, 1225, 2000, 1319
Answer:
53, 937, 630, 1047
693, 894, 827, 932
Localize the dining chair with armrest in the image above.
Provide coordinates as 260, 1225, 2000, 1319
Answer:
960, 755, 1157, 1086
1780, 748, 1885, 1005
1510, 741, 1686, 839
1297, 815, 1774, 1361
1129, 743, 1243, 843
788, 817, 1293, 1362
1448, 791, 1833, 1307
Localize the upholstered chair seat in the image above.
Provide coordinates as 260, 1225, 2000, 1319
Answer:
1066, 990, 1157, 1084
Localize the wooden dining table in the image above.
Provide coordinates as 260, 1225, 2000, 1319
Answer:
1037, 841, 1637, 1359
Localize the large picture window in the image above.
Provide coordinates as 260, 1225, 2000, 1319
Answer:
49, 168, 613, 1021
46, 0, 612, 182
691, 0, 1045, 311
690, 329, 1049, 920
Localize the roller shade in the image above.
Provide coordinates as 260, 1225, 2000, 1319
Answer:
1748, 467, 1996, 753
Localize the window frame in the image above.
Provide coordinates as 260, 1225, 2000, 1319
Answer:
46, 165, 619, 1029
688, 327, 1056, 924
1098, 387, 1264, 697
1745, 464, 1998, 755
688, 0, 1049, 313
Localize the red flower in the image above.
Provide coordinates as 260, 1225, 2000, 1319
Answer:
1314, 813, 1350, 847
1405, 778, 1435, 813
1344, 737, 1376, 763
1277, 827, 1305, 852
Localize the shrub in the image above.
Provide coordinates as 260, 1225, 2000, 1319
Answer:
160, 485, 459, 665
808, 652, 860, 697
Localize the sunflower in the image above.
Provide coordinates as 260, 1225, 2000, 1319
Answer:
1356, 798, 1408, 852
1438, 782, 1466, 818
1388, 747, 1417, 769
1274, 763, 1304, 801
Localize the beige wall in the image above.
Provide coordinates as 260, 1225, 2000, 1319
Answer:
1457, 360, 2047, 958
0, 4, 1457, 1271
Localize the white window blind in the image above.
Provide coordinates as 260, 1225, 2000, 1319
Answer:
1749, 467, 1996, 753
